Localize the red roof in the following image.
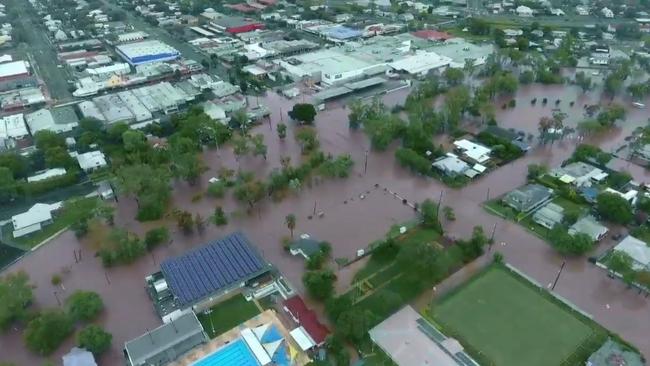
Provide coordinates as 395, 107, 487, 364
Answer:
411, 30, 453, 41
283, 296, 329, 346
226, 3, 259, 13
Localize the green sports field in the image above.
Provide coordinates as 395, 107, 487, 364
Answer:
431, 266, 596, 366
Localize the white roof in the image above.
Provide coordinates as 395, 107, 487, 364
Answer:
605, 188, 638, 203
12, 202, 62, 231
76, 150, 107, 171
614, 236, 650, 270
241, 328, 272, 366
86, 62, 130, 75
0, 54, 12, 63
453, 139, 491, 163
289, 327, 315, 351
389, 51, 451, 74
116, 40, 179, 59
433, 155, 469, 174
27, 168, 67, 182
0, 113, 28, 139
0, 60, 29, 78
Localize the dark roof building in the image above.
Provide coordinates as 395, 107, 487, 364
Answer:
160, 232, 271, 308
124, 312, 207, 366
502, 184, 553, 213
283, 296, 329, 347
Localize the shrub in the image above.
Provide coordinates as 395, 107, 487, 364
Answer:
207, 181, 227, 198
144, 227, 169, 249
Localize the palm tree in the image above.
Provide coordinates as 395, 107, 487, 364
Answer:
285, 214, 296, 239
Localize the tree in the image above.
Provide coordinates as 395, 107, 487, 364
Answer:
335, 308, 377, 344
419, 199, 442, 232
44, 146, 75, 168
295, 128, 319, 154
0, 167, 18, 203
65, 290, 103, 322
444, 86, 470, 130
302, 269, 336, 301
285, 214, 296, 238
232, 134, 250, 160
175, 210, 194, 234
24, 310, 74, 355
288, 103, 317, 124
77, 325, 112, 356
213, 206, 228, 226
527, 163, 548, 180
207, 181, 227, 198
596, 192, 633, 224
233, 179, 266, 208
519, 70, 535, 84
34, 130, 65, 151
548, 226, 594, 255
0, 271, 33, 330
0, 153, 30, 179
144, 227, 169, 249
575, 71, 592, 93
251, 134, 267, 160
277, 123, 287, 139
443, 67, 464, 86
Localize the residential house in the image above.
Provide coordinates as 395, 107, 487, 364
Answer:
576, 5, 589, 16
569, 216, 609, 241
516, 5, 533, 17
27, 168, 67, 182
62, 347, 97, 366
604, 187, 638, 205
453, 139, 491, 164
552, 162, 608, 187
612, 236, 650, 271
601, 7, 614, 18
289, 234, 322, 259
432, 154, 470, 177
76, 150, 107, 172
502, 184, 554, 213
11, 202, 62, 238
532, 202, 564, 229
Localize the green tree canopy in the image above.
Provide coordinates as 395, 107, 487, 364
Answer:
77, 324, 112, 355
65, 290, 104, 322
419, 199, 442, 232
288, 103, 317, 124
24, 310, 74, 355
303, 269, 336, 301
0, 271, 33, 330
548, 226, 594, 255
596, 192, 633, 225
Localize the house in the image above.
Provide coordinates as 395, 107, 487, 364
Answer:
76, 150, 107, 172
453, 139, 491, 163
601, 7, 614, 18
62, 347, 96, 366
283, 296, 329, 349
550, 8, 565, 16
576, 5, 589, 16
368, 305, 478, 366
27, 168, 67, 182
11, 202, 62, 238
502, 184, 553, 213
604, 188, 638, 205
612, 236, 650, 271
124, 312, 208, 366
552, 162, 608, 187
96, 181, 114, 200
289, 234, 322, 259
569, 216, 608, 242
532, 202, 564, 229
432, 154, 469, 176
516, 5, 533, 17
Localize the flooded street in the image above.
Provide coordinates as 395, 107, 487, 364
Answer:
2, 84, 650, 365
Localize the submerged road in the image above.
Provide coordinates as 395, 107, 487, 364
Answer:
2, 85, 650, 364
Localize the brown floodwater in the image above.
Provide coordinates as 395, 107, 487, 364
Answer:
2, 84, 650, 365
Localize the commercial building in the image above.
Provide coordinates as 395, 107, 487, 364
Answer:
116, 40, 180, 66
118, 90, 152, 122
76, 150, 107, 172
369, 305, 478, 366
92, 95, 135, 124
208, 14, 265, 34
25, 106, 79, 134
0, 113, 28, 140
124, 312, 208, 366
12, 202, 62, 238
117, 31, 148, 43
0, 60, 30, 81
86, 63, 130, 77
149, 232, 272, 316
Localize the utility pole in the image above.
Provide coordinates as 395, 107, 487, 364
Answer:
436, 190, 444, 220
53, 291, 61, 306
486, 187, 490, 201
313, 201, 317, 216
489, 222, 497, 251
364, 150, 369, 174
551, 261, 566, 291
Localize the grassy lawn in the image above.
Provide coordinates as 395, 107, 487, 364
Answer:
430, 265, 603, 366
8, 197, 99, 248
197, 295, 260, 338
0, 244, 25, 270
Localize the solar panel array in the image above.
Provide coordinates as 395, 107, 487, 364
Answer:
160, 232, 267, 306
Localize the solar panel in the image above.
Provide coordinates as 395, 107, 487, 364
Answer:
160, 232, 267, 306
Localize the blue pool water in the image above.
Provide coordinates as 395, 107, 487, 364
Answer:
193, 339, 260, 366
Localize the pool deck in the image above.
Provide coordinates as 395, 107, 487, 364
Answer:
171, 310, 312, 366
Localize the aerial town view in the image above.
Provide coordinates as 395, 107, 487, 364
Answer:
1, 0, 650, 364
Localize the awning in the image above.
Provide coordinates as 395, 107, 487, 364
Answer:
290, 327, 315, 351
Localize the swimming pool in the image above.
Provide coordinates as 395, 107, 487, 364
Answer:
193, 339, 260, 366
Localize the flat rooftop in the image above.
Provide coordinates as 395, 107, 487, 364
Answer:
287, 48, 372, 76
116, 40, 180, 59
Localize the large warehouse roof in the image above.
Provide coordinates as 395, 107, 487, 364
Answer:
116, 40, 179, 59
0, 61, 29, 79
161, 232, 269, 306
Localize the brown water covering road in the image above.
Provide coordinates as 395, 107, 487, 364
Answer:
2, 86, 650, 365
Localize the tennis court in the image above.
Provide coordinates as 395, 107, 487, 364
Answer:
431, 266, 595, 366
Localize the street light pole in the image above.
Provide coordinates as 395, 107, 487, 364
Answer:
551, 261, 566, 291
